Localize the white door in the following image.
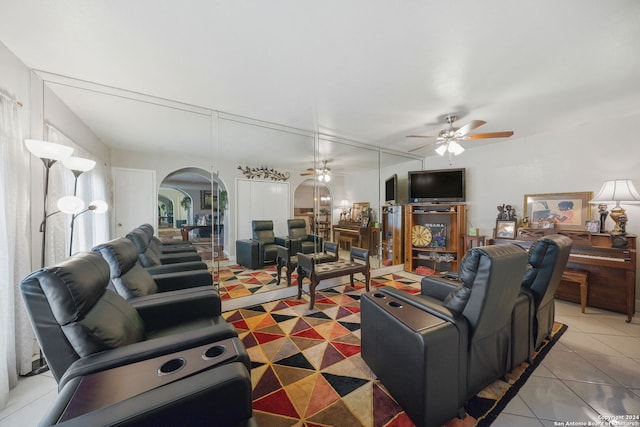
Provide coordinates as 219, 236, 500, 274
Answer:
112, 167, 156, 238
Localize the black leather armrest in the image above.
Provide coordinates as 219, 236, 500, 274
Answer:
146, 261, 208, 275
132, 289, 222, 327
47, 363, 252, 426
380, 287, 465, 327
274, 236, 291, 248
152, 269, 213, 292
56, 321, 238, 390
157, 252, 202, 264
158, 245, 198, 254
420, 276, 461, 301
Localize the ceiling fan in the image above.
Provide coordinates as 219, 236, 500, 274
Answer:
407, 114, 514, 162
301, 160, 331, 182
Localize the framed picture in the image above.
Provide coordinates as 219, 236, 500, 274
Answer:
200, 190, 213, 210
523, 192, 593, 230
495, 220, 517, 239
585, 220, 600, 233
351, 202, 370, 222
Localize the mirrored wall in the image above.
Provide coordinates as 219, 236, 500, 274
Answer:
36, 73, 423, 305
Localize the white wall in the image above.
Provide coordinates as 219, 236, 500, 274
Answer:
422, 116, 640, 306
422, 117, 640, 238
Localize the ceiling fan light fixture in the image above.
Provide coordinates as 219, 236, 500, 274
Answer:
435, 144, 447, 156
448, 141, 465, 155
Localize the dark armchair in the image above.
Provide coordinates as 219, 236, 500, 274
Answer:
287, 218, 323, 254
19, 251, 240, 389
361, 244, 528, 427
511, 234, 572, 368
236, 220, 290, 269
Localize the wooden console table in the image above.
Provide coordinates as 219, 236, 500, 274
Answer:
493, 229, 636, 322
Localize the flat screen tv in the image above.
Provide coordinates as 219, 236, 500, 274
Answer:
408, 168, 466, 203
384, 174, 398, 204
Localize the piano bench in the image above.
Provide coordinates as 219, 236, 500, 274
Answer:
338, 235, 355, 251
560, 269, 588, 313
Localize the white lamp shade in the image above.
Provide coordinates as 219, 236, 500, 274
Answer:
25, 139, 73, 161
448, 141, 465, 155
88, 200, 109, 214
62, 156, 96, 172
590, 180, 640, 204
435, 144, 447, 156
57, 196, 85, 214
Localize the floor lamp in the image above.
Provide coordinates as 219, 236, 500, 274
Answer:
61, 156, 97, 256
24, 139, 74, 268
67, 200, 109, 256
24, 139, 73, 374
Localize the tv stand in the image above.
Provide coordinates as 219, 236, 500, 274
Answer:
404, 203, 466, 274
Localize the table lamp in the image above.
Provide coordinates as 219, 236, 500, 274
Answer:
589, 179, 640, 235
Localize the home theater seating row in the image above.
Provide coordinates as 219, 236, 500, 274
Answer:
361, 235, 572, 427
20, 225, 257, 426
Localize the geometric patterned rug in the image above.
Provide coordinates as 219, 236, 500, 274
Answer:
215, 264, 299, 301
222, 273, 567, 426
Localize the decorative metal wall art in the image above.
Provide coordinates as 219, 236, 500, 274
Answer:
237, 165, 290, 181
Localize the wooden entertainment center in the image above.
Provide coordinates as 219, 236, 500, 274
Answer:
404, 203, 466, 274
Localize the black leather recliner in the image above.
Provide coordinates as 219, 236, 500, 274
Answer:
510, 234, 572, 369
19, 251, 240, 389
138, 223, 197, 253
287, 218, 323, 254
92, 237, 216, 301
361, 244, 528, 427
40, 362, 256, 427
236, 220, 290, 269
127, 228, 204, 268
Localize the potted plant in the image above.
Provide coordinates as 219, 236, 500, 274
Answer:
180, 196, 191, 211
218, 190, 228, 223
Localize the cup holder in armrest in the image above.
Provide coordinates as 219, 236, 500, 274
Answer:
373, 293, 386, 299
203, 344, 227, 360
157, 357, 186, 376
388, 301, 402, 308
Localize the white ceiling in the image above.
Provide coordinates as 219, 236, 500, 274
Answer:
1, 0, 639, 160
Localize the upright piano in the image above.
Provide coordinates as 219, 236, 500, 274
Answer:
494, 229, 636, 322
332, 221, 379, 255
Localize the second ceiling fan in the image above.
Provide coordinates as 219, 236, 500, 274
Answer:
301, 159, 331, 182
407, 114, 514, 161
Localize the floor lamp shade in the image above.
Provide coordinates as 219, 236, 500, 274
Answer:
25, 139, 73, 162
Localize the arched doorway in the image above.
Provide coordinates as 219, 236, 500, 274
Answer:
159, 167, 228, 263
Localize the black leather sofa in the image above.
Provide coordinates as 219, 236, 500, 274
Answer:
127, 228, 205, 269
92, 237, 216, 300
21, 251, 256, 425
19, 251, 240, 388
510, 234, 572, 368
138, 223, 197, 253
361, 244, 528, 427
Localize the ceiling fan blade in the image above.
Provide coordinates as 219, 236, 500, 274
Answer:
465, 131, 514, 140
408, 144, 430, 152
300, 172, 315, 176
406, 135, 436, 139
454, 120, 486, 137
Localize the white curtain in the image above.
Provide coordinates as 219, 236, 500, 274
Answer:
46, 124, 109, 260
0, 92, 34, 408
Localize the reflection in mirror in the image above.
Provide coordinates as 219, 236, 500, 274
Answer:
38, 74, 423, 307
160, 168, 226, 266
294, 179, 332, 242
317, 136, 382, 268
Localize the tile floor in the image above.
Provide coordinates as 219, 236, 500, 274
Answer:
1, 294, 639, 426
